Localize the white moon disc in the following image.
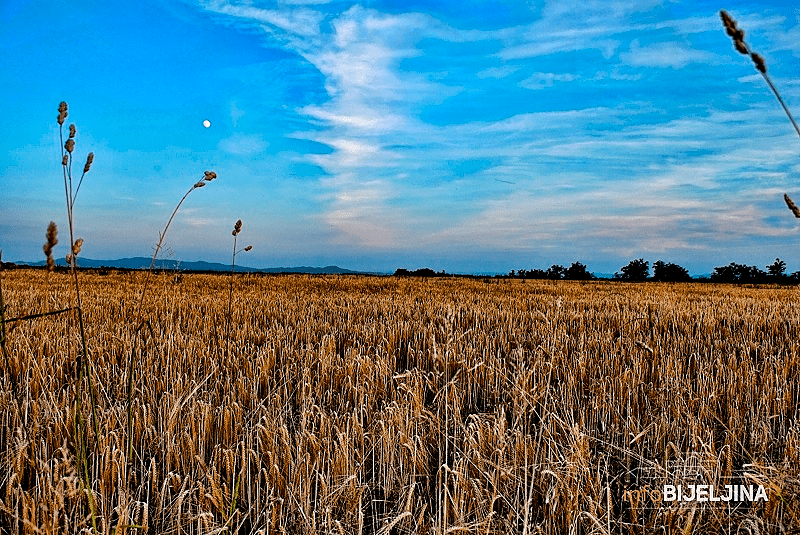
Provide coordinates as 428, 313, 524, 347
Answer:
203, 120, 211, 128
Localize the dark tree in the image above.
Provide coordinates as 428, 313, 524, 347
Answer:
767, 258, 786, 280
710, 262, 767, 283
710, 264, 735, 283
393, 268, 437, 277
652, 260, 692, 282
564, 261, 594, 280
516, 268, 549, 279
546, 264, 565, 280
615, 258, 649, 281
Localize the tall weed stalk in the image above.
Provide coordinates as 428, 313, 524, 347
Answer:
720, 10, 800, 217
226, 219, 252, 357
125, 170, 217, 458
57, 101, 100, 533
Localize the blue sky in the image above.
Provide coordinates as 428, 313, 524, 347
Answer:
2, 0, 800, 275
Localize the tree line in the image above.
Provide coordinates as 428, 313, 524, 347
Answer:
507, 258, 798, 283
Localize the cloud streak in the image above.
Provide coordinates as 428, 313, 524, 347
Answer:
621, 39, 723, 69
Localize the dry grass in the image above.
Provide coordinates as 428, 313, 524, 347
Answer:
0, 271, 798, 533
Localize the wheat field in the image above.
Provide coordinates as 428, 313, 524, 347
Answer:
0, 269, 799, 534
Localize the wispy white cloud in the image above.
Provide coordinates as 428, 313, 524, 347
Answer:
497, 33, 620, 61
229, 101, 245, 127
319, 176, 403, 247
308, 137, 385, 168
477, 65, 520, 79
202, 0, 324, 37
491, 0, 661, 61
519, 71, 580, 89
279, 0, 333, 5
621, 39, 723, 69
218, 132, 269, 155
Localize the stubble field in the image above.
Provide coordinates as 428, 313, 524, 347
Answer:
1, 269, 799, 534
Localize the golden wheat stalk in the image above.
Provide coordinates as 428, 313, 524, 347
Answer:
0, 251, 19, 404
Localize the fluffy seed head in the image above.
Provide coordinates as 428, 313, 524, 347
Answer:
44, 222, 58, 250
734, 39, 748, 55
233, 219, 243, 236
204, 171, 217, 181
57, 102, 68, 125
43, 222, 58, 271
72, 238, 84, 256
720, 10, 748, 55
65, 253, 73, 265
69, 124, 76, 139
751, 52, 766, 74
65, 139, 75, 153
784, 194, 800, 218
244, 245, 253, 252
194, 181, 206, 188
83, 152, 94, 174
720, 11, 743, 40
62, 154, 69, 166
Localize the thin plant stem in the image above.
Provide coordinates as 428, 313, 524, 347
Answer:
226, 220, 250, 359
126, 176, 215, 459
226, 232, 238, 357
126, 184, 197, 459
59, 106, 99, 535
759, 72, 800, 139
3, 307, 77, 323
134, 184, 201, 322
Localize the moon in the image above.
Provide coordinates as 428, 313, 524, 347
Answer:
203, 120, 211, 128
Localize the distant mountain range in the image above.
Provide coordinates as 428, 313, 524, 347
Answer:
13, 257, 366, 274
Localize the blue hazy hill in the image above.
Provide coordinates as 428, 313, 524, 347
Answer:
16, 257, 365, 274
